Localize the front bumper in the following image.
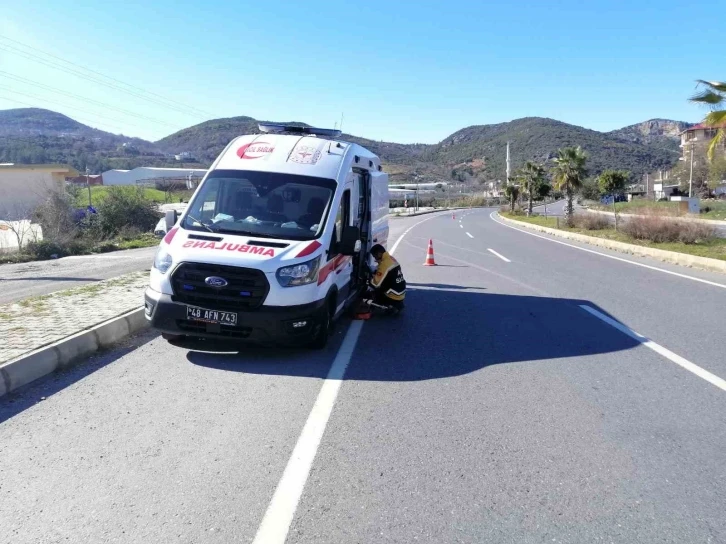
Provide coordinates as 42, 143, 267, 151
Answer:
144, 288, 327, 344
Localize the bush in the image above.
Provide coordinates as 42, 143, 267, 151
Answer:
571, 213, 610, 230
33, 191, 79, 245
25, 240, 69, 259
622, 216, 715, 244
96, 187, 160, 237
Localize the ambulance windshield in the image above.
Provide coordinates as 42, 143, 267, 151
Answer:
182, 169, 336, 241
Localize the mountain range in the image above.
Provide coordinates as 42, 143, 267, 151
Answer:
0, 108, 690, 183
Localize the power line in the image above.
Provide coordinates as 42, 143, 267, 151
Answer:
0, 35, 213, 117
0, 39, 209, 119
0, 95, 132, 134
0, 70, 178, 129
0, 86, 154, 132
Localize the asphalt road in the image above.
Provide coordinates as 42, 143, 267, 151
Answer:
0, 246, 157, 304
2, 209, 725, 543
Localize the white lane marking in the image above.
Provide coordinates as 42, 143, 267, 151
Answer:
252, 216, 425, 544
459, 224, 463, 229
389, 211, 447, 255
490, 212, 726, 290
580, 305, 726, 392
252, 321, 364, 544
487, 248, 511, 262
466, 232, 474, 238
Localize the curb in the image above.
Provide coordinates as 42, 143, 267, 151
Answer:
584, 207, 726, 227
496, 214, 726, 275
0, 307, 148, 398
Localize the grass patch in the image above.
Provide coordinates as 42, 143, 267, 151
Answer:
501, 212, 726, 262
592, 199, 726, 221
0, 252, 39, 265
76, 186, 193, 207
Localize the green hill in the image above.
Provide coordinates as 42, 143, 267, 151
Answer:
0, 108, 683, 182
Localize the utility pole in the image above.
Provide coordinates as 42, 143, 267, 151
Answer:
86, 167, 92, 208
506, 141, 511, 183
688, 143, 694, 198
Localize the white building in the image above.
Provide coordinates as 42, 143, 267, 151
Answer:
101, 167, 208, 187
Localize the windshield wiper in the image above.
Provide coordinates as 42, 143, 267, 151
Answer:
185, 215, 215, 233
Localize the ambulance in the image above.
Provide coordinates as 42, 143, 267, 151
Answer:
144, 124, 389, 348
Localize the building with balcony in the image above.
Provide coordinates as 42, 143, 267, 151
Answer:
679, 123, 726, 160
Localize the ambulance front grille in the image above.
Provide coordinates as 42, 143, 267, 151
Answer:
171, 262, 269, 311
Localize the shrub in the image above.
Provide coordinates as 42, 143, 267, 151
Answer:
25, 240, 69, 259
622, 216, 715, 244
96, 187, 160, 237
572, 213, 610, 230
33, 190, 78, 245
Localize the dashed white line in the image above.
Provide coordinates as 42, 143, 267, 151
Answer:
389, 211, 446, 255
252, 213, 433, 544
459, 224, 463, 228
490, 212, 726, 290
580, 305, 726, 392
466, 232, 474, 238
487, 248, 511, 262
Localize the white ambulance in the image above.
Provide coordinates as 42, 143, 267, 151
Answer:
144, 124, 389, 348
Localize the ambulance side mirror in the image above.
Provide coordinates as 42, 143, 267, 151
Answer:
165, 209, 178, 231
339, 226, 361, 256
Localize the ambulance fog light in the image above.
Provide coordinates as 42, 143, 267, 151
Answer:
144, 301, 155, 317
292, 320, 307, 328
276, 256, 320, 287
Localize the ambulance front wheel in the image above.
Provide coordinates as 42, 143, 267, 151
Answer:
308, 299, 333, 350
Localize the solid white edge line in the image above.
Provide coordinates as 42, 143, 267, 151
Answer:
580, 305, 726, 392
252, 213, 435, 544
489, 211, 726, 290
487, 248, 511, 262
466, 232, 474, 238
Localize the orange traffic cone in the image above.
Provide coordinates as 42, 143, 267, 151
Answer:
423, 239, 437, 266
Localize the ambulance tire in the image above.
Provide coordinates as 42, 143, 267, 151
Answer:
308, 297, 334, 350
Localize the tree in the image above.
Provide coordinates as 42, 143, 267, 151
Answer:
552, 146, 588, 226
708, 155, 726, 188
598, 170, 630, 230
690, 80, 726, 161
504, 184, 520, 213
517, 161, 547, 215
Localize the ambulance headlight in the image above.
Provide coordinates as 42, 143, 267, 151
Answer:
276, 256, 320, 287
153, 246, 173, 274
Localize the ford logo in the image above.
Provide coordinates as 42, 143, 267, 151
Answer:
205, 276, 228, 288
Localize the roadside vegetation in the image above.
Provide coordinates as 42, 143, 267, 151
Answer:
0, 185, 161, 265
501, 211, 726, 262
590, 199, 726, 221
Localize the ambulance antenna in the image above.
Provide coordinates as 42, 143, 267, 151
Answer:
339, 113, 344, 133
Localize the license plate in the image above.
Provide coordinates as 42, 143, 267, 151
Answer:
186, 306, 238, 326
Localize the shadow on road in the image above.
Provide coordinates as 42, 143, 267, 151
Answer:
0, 330, 159, 424
187, 287, 640, 381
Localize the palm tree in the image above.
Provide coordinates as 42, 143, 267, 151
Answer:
518, 161, 547, 216
690, 80, 726, 160
552, 146, 588, 226
504, 184, 520, 213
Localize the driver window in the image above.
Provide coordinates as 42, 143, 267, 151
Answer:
330, 190, 350, 257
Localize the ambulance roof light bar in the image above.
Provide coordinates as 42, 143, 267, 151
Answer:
258, 124, 342, 138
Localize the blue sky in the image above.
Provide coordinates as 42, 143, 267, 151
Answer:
0, 0, 718, 144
